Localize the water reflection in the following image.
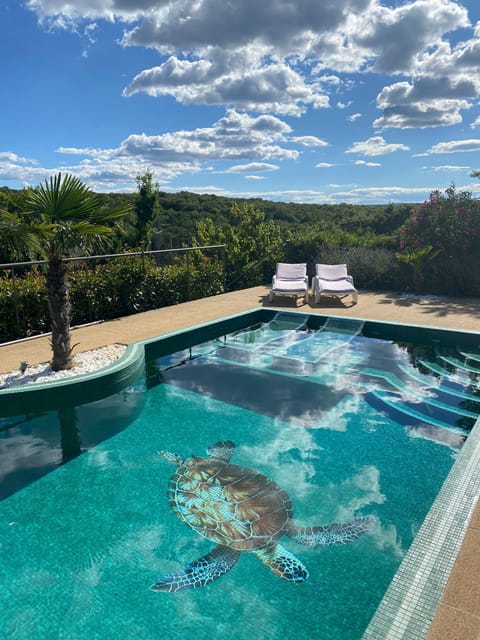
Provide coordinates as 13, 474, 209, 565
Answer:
0, 380, 146, 500
59, 406, 81, 463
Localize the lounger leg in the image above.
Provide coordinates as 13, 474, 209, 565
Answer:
352, 291, 358, 304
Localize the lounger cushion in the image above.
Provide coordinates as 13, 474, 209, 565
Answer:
276, 263, 307, 280
315, 263, 348, 280
317, 278, 356, 294
273, 278, 308, 292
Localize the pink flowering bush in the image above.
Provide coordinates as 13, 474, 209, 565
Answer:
397, 186, 480, 294
399, 186, 480, 256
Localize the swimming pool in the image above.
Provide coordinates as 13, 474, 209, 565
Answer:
1, 310, 480, 639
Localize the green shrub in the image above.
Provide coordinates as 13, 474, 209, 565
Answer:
1, 255, 225, 342
397, 187, 480, 294
0, 270, 49, 342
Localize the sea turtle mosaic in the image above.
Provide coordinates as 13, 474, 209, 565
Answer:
151, 440, 371, 592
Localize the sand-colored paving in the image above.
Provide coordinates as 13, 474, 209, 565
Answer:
1, 286, 479, 373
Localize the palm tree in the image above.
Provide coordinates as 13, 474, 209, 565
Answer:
396, 245, 440, 295
0, 173, 131, 370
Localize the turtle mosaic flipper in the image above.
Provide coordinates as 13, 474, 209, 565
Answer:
254, 544, 309, 582
150, 545, 240, 593
289, 517, 372, 547
153, 441, 371, 591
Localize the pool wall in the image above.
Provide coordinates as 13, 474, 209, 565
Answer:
0, 342, 146, 416
2, 307, 480, 417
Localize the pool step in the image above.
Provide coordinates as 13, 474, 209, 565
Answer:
367, 388, 472, 436
397, 365, 480, 404
220, 312, 306, 347
457, 349, 480, 364
362, 368, 480, 419
417, 359, 480, 389
437, 354, 480, 376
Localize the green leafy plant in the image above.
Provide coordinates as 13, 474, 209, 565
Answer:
396, 245, 440, 294
0, 173, 132, 368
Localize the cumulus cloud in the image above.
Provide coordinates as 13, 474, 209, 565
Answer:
374, 27, 480, 129
26, 0, 149, 23
0, 151, 36, 164
374, 99, 470, 129
291, 136, 329, 147
374, 77, 474, 129
315, 162, 336, 168
124, 52, 329, 116
354, 160, 381, 167
26, 0, 478, 122
121, 0, 371, 53
355, 0, 469, 74
0, 110, 297, 191
119, 110, 297, 162
425, 139, 480, 154
346, 135, 409, 156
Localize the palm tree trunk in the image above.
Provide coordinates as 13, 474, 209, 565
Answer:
46, 256, 73, 371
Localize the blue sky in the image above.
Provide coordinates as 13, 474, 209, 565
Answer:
2, 0, 480, 203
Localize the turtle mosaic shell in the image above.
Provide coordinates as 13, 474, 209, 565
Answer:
167, 456, 293, 551
150, 440, 371, 593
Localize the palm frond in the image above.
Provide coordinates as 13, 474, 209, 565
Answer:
26, 173, 100, 222
0, 209, 44, 258
71, 221, 114, 235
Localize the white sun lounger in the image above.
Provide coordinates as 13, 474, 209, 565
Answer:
269, 263, 309, 305
312, 263, 358, 304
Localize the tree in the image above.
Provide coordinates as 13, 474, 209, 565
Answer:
396, 245, 439, 294
398, 186, 480, 257
0, 173, 131, 370
133, 170, 161, 250
396, 186, 480, 294
193, 202, 284, 289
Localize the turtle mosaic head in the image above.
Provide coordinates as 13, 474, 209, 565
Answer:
151, 440, 371, 593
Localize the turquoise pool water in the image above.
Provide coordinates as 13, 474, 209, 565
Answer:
1, 313, 479, 639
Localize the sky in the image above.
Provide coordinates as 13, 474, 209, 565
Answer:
1, 0, 480, 204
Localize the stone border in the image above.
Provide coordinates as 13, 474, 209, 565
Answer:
0, 342, 146, 416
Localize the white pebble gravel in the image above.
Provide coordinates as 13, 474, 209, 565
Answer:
0, 344, 127, 390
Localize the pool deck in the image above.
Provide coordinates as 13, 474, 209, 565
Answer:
1, 286, 480, 638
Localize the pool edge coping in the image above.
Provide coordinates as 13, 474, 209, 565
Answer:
0, 308, 263, 410
362, 415, 480, 639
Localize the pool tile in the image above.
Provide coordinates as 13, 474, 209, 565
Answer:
363, 417, 480, 639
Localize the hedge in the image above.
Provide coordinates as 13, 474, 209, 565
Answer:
0, 256, 224, 343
